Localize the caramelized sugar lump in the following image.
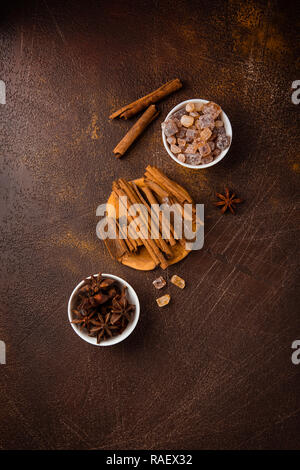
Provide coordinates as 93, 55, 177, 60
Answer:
153, 276, 166, 290
156, 294, 171, 307
162, 101, 231, 166
171, 274, 185, 289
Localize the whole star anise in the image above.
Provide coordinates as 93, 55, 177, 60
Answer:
71, 309, 96, 332
214, 188, 243, 214
110, 287, 135, 326
89, 312, 119, 343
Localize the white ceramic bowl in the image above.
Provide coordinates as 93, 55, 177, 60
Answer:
68, 273, 140, 346
162, 99, 232, 169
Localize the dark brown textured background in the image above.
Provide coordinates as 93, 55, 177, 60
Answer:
0, 0, 299, 450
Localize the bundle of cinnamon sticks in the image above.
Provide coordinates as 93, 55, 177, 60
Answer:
111, 79, 183, 158
104, 166, 197, 270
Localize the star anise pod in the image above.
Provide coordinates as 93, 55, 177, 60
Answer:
99, 278, 116, 290
71, 309, 95, 332
89, 312, 119, 343
110, 287, 135, 325
214, 188, 243, 215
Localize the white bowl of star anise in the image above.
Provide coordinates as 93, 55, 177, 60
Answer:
68, 273, 140, 346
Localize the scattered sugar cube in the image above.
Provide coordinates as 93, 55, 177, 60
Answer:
171, 274, 185, 289
153, 276, 166, 289
156, 294, 171, 307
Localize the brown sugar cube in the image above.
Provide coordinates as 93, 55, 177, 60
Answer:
210, 130, 218, 140
170, 144, 181, 154
203, 102, 222, 119
213, 148, 221, 157
201, 155, 214, 164
185, 102, 195, 113
185, 128, 199, 142
200, 127, 212, 141
177, 153, 186, 163
156, 294, 171, 307
208, 140, 215, 151
194, 102, 204, 112
196, 114, 215, 130
216, 135, 230, 150
171, 274, 185, 289
181, 115, 194, 127
185, 143, 198, 154
198, 142, 211, 156
162, 119, 178, 137
185, 153, 202, 165
177, 128, 187, 139
167, 136, 176, 145
177, 138, 186, 148
153, 276, 166, 289
172, 108, 186, 120
173, 118, 182, 128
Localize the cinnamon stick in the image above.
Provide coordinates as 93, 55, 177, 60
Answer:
143, 179, 169, 200
112, 186, 143, 247
113, 182, 160, 267
118, 179, 169, 269
131, 182, 173, 258
113, 105, 159, 158
110, 79, 182, 120
144, 174, 191, 248
141, 183, 176, 247
103, 220, 129, 260
145, 166, 193, 204
116, 219, 136, 253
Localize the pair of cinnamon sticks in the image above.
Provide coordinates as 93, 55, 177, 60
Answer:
105, 166, 197, 270
111, 79, 182, 158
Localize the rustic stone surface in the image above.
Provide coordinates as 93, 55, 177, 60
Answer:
0, 0, 299, 450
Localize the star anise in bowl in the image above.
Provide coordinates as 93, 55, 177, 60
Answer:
110, 287, 136, 327
68, 274, 139, 345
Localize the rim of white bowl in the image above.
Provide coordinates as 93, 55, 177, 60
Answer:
162, 99, 232, 169
68, 273, 140, 346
